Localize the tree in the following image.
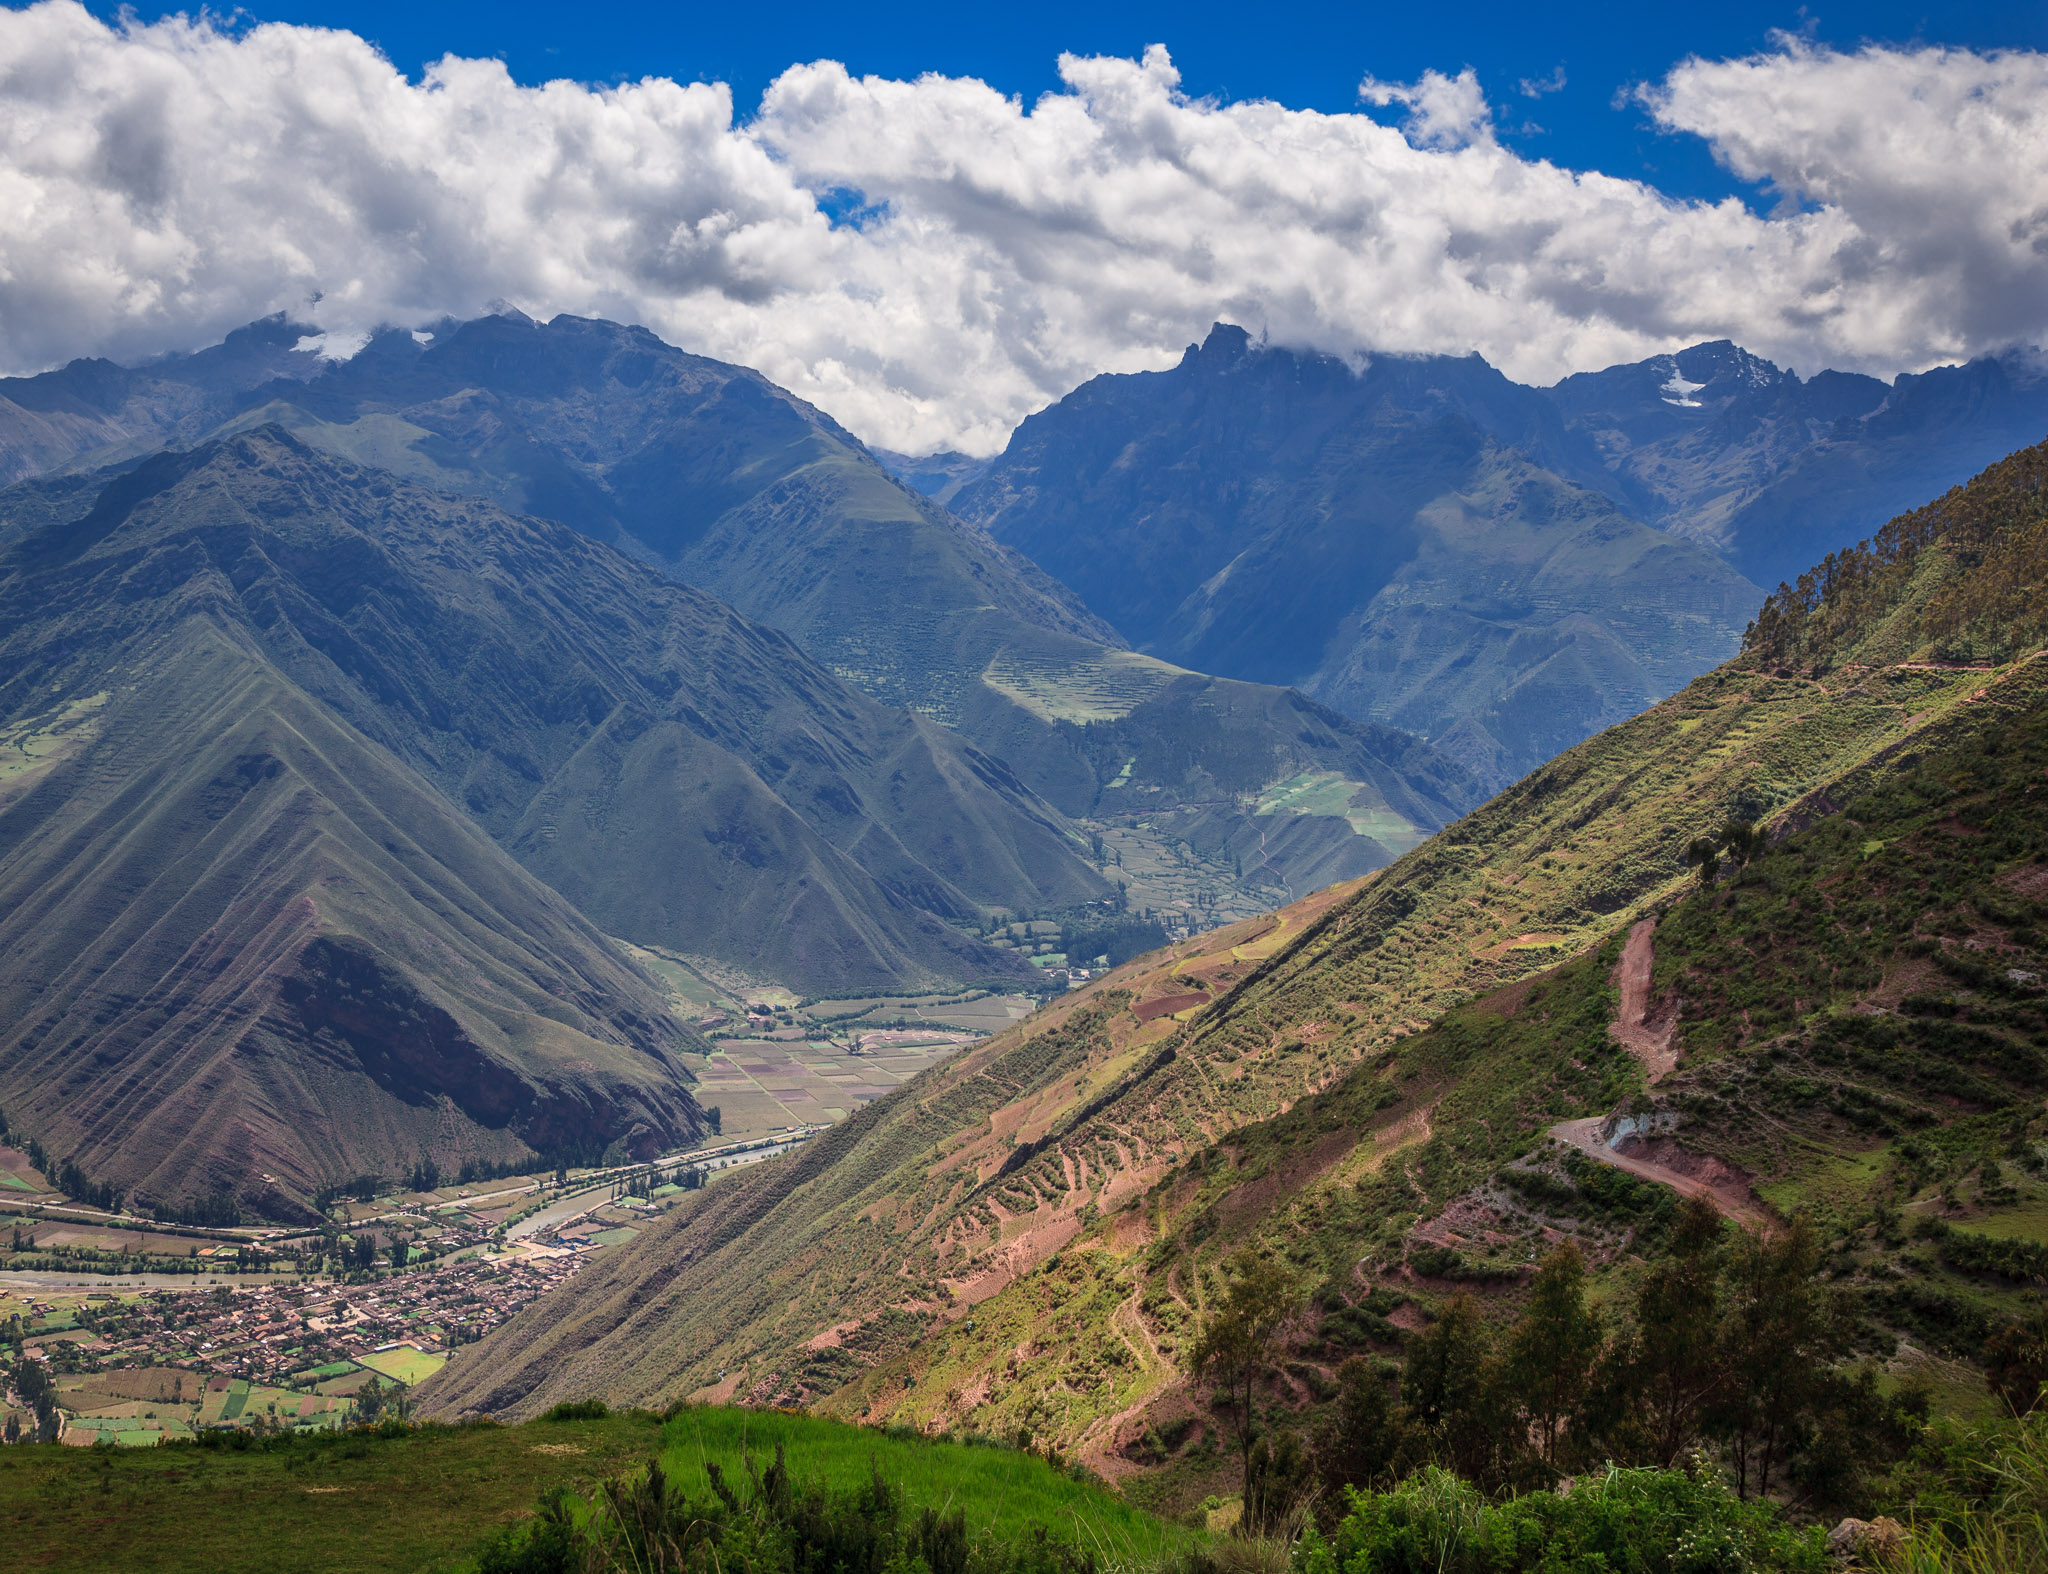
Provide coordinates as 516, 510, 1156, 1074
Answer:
1189, 1250, 1299, 1487
1619, 1195, 1727, 1465
1243, 1429, 1312, 1535
1315, 1356, 1410, 1505
1503, 1242, 1601, 1471
1685, 819, 1764, 886
1984, 1299, 2048, 1416
1401, 1293, 1513, 1488
1709, 1214, 1850, 1500
1717, 818, 1766, 867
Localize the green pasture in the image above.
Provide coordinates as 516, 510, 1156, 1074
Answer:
358, 1347, 447, 1385
0, 1406, 1190, 1574
0, 1412, 665, 1572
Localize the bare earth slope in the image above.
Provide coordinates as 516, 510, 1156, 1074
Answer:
0, 580, 706, 1222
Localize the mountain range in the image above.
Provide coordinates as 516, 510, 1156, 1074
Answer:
0, 313, 1481, 914
3, 309, 2041, 1221
0, 427, 1125, 1213
937, 326, 2048, 789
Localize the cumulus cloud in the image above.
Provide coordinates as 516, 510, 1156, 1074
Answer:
1, 3, 2047, 453
1360, 66, 1495, 148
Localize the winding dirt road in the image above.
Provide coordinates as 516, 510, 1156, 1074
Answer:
1606, 917, 1680, 1082
1549, 1117, 1771, 1229
1547, 917, 1770, 1229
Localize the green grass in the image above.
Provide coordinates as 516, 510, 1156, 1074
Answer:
359, 1348, 448, 1385
0, 1413, 664, 1572
0, 1407, 1190, 1574
654, 1407, 1191, 1566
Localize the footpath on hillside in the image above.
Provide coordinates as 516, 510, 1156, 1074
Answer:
1547, 918, 1770, 1229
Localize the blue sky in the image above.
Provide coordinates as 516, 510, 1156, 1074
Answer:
83, 1, 2048, 204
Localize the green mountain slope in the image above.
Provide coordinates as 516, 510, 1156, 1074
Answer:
953, 326, 1759, 792
426, 435, 2048, 1455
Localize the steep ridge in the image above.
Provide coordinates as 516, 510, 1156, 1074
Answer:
0, 614, 706, 1222
952, 326, 1760, 791
8, 315, 1481, 902
425, 436, 2048, 1436
0, 430, 1100, 998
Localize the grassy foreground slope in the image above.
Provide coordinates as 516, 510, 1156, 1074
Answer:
428, 438, 2048, 1439
0, 1405, 1187, 1574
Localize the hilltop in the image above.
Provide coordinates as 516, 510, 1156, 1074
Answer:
428, 434, 2048, 1496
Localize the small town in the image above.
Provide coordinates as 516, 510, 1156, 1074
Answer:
0, 1125, 824, 1446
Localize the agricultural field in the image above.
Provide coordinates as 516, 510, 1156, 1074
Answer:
1089, 818, 1275, 932
683, 1035, 985, 1138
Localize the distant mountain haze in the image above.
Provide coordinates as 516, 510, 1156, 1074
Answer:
950, 324, 2048, 789
0, 313, 1483, 904
1549, 338, 2048, 589
950, 327, 1758, 791
0, 315, 333, 488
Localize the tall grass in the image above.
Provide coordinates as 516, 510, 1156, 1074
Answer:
1893, 1415, 2048, 1574
651, 1408, 1193, 1572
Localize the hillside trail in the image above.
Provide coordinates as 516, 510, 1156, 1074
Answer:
1547, 917, 1770, 1229
1081, 1289, 1173, 1479
1607, 917, 1680, 1082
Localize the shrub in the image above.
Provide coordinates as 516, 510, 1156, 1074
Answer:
540, 1399, 611, 1422
1299, 1457, 1828, 1574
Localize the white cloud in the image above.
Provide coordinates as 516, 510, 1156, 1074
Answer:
1360, 66, 1495, 149
1, 3, 2046, 454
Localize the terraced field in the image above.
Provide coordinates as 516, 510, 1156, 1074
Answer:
980, 647, 1190, 724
